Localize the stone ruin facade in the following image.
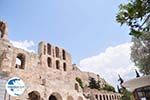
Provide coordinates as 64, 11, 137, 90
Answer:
0, 21, 121, 100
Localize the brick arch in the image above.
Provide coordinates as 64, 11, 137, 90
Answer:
49, 92, 62, 100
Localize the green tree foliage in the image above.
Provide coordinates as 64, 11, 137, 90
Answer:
131, 32, 150, 75
102, 84, 116, 92
121, 88, 134, 100
88, 77, 101, 90
116, 0, 150, 75
75, 77, 84, 89
116, 0, 150, 37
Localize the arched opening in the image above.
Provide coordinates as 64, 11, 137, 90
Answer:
0, 30, 2, 38
49, 95, 57, 100
95, 95, 98, 100
112, 95, 114, 99
49, 92, 62, 100
67, 96, 74, 100
47, 43, 51, 55
106, 95, 109, 100
62, 49, 66, 60
47, 57, 52, 67
55, 47, 59, 58
15, 53, 25, 69
103, 95, 105, 100
28, 91, 41, 100
117, 96, 119, 100
0, 34, 3, 38
0, 21, 7, 39
75, 83, 79, 92
77, 96, 83, 100
56, 60, 60, 70
99, 95, 102, 100
63, 63, 67, 71
109, 95, 111, 100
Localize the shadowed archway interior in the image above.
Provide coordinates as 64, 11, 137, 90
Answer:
49, 92, 62, 100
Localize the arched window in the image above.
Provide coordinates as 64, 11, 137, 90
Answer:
99, 95, 102, 100
0, 29, 2, 38
109, 95, 111, 100
75, 83, 79, 92
16, 53, 25, 69
56, 60, 60, 69
106, 95, 109, 100
47, 57, 52, 67
95, 95, 98, 100
62, 49, 66, 60
63, 63, 67, 71
103, 95, 105, 100
47, 43, 51, 55
112, 95, 114, 99
0, 21, 7, 39
55, 47, 59, 58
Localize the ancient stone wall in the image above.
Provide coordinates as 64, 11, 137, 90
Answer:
38, 41, 72, 72
0, 21, 121, 100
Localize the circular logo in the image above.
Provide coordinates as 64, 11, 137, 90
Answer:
6, 77, 26, 96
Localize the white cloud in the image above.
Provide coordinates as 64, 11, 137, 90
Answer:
79, 43, 138, 88
10, 40, 36, 53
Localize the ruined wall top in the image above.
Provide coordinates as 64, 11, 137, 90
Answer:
0, 20, 8, 40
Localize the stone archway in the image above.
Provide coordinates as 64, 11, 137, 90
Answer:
15, 53, 26, 69
28, 91, 41, 100
77, 96, 83, 100
67, 96, 74, 100
49, 92, 62, 100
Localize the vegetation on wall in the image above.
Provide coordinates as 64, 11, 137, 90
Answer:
75, 77, 84, 89
88, 77, 101, 90
120, 89, 134, 100
102, 84, 116, 92
88, 77, 116, 92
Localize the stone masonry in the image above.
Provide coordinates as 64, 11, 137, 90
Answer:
0, 20, 121, 100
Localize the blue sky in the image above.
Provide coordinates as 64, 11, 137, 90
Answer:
0, 0, 130, 63
1, 0, 136, 86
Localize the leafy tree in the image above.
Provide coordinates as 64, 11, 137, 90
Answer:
120, 88, 134, 100
88, 77, 100, 90
116, 0, 150, 75
76, 77, 84, 89
102, 84, 116, 92
131, 32, 150, 75
116, 0, 150, 37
